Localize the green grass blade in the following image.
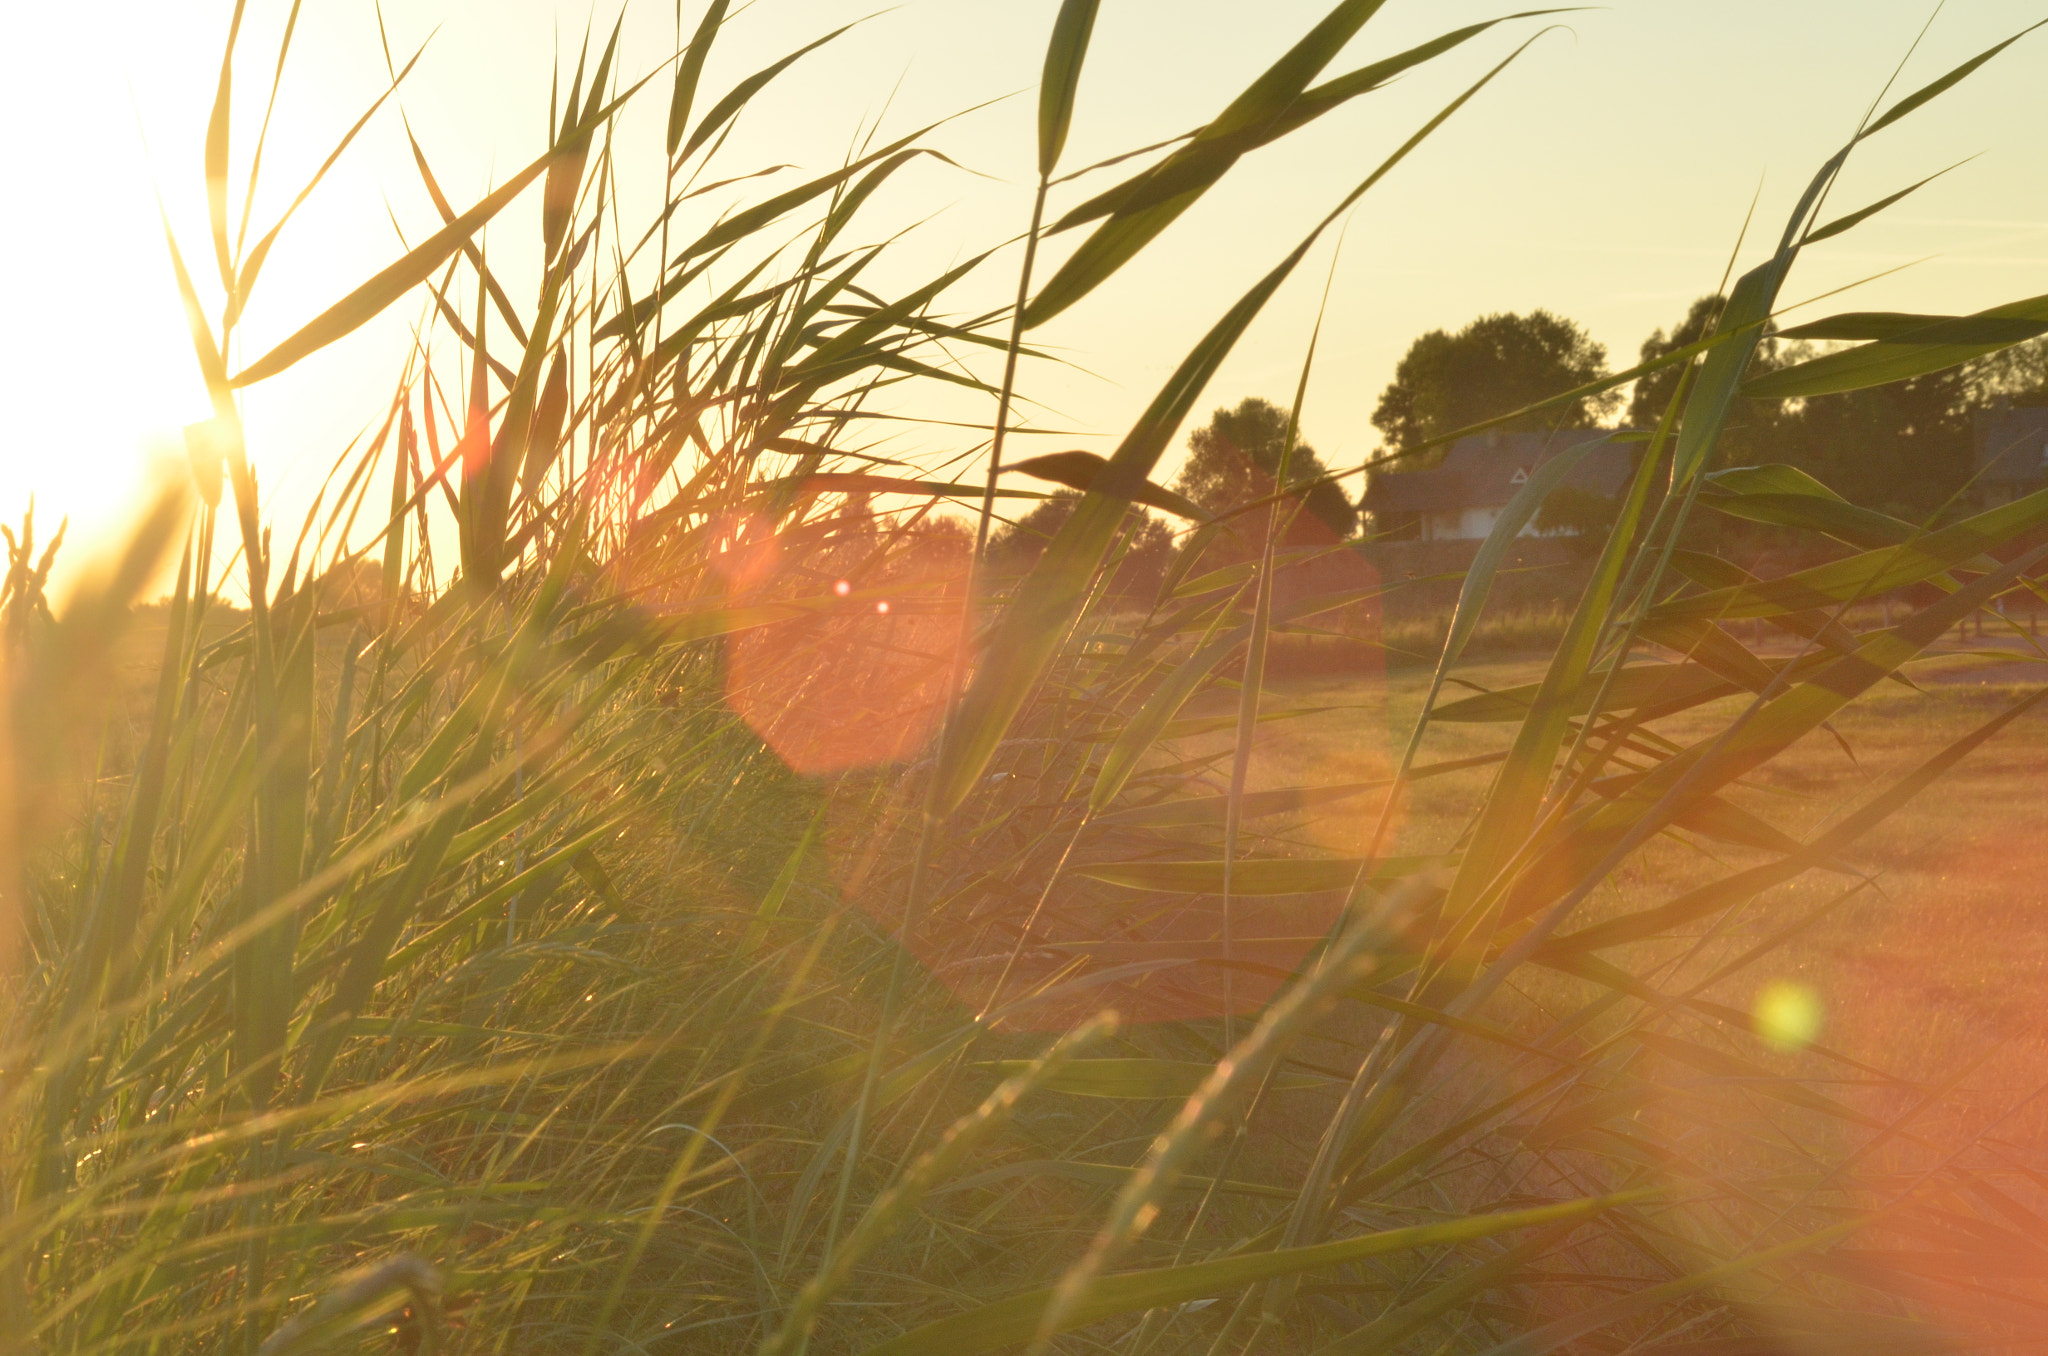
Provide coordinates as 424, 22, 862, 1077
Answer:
1702, 491, 1933, 553
937, 40, 1541, 815
1859, 19, 2048, 140
1651, 482, 2048, 620
931, 1160, 1298, 1202
681, 23, 857, 163
1037, 0, 1101, 175
672, 121, 944, 267
1094, 778, 1392, 829
1009, 450, 1209, 520
400, 121, 529, 346
1671, 259, 1782, 484
229, 43, 427, 330
1074, 857, 1438, 895
1776, 311, 2000, 341
205, 0, 250, 291
1306, 1230, 1563, 1356
1055, 10, 1572, 234
762, 1021, 1115, 1356
1545, 685, 2048, 957
232, 68, 663, 386
1584, 541, 2048, 848
667, 0, 731, 156
230, 155, 554, 387
1368, 436, 1608, 871
933, 252, 1303, 814
1430, 664, 1732, 723
1025, 0, 1393, 324
860, 1193, 1646, 1356
1802, 158, 1968, 245
1743, 291, 2048, 399
1089, 623, 1247, 812
1474, 1218, 1863, 1356
541, 18, 618, 264
969, 1059, 1327, 1099
1446, 444, 1602, 672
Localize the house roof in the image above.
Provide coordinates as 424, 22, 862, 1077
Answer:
1365, 430, 1639, 514
1363, 469, 1470, 513
1974, 407, 2048, 485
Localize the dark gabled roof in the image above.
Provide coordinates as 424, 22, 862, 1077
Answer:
1975, 407, 2048, 485
1365, 430, 1639, 513
1363, 468, 1470, 512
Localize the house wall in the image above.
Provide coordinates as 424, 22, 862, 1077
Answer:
1422, 507, 1562, 542
1423, 508, 1495, 540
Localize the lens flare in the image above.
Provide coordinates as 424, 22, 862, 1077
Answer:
725, 518, 970, 776
1752, 980, 1823, 1052
820, 468, 1388, 1030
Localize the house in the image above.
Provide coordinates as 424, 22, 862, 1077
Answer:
1363, 429, 1639, 542
1973, 406, 2048, 505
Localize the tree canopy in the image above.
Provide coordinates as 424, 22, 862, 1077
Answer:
1173, 397, 1357, 539
1629, 295, 1730, 428
1968, 336, 2048, 408
984, 492, 1175, 604
1627, 294, 2040, 518
1371, 310, 1620, 454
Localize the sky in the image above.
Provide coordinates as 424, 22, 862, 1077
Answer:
5, 0, 2048, 585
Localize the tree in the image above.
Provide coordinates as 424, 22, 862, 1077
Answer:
1534, 484, 1624, 558
1771, 359, 1973, 516
1173, 397, 1356, 539
1630, 295, 1975, 517
985, 492, 1175, 605
1967, 336, 2048, 408
1630, 295, 1724, 428
1371, 310, 1619, 453
1631, 294, 1789, 469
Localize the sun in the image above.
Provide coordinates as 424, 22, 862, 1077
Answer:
0, 3, 231, 590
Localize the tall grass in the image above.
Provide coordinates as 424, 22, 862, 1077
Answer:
7, 3, 2048, 1354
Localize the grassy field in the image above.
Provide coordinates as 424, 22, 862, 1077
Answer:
1174, 636, 2048, 1225
1233, 647, 2048, 1062
12, 1, 2048, 1352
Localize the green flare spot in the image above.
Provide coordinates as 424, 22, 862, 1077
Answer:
1753, 981, 1824, 1053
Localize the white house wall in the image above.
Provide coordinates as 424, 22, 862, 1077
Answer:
1424, 507, 1558, 541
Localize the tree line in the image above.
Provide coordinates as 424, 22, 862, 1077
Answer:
1372, 299, 2048, 517
983, 302, 2048, 599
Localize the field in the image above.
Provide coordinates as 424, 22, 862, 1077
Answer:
1234, 645, 2048, 1081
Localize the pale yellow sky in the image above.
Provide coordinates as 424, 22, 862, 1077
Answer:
6, 1, 2048, 584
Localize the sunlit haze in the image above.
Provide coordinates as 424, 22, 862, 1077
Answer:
6, 0, 2047, 582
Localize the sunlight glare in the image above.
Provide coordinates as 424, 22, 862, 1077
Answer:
1753, 980, 1824, 1053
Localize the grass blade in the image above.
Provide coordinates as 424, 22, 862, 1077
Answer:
233, 68, 664, 386
667, 0, 731, 156
1024, 0, 1393, 325
862, 1192, 1646, 1356
1801, 158, 1968, 245
682, 23, 857, 163
1743, 291, 2048, 399
1859, 19, 2048, 140
1074, 857, 1438, 895
1038, 0, 1101, 175
936, 37, 1541, 815
205, 1, 250, 291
